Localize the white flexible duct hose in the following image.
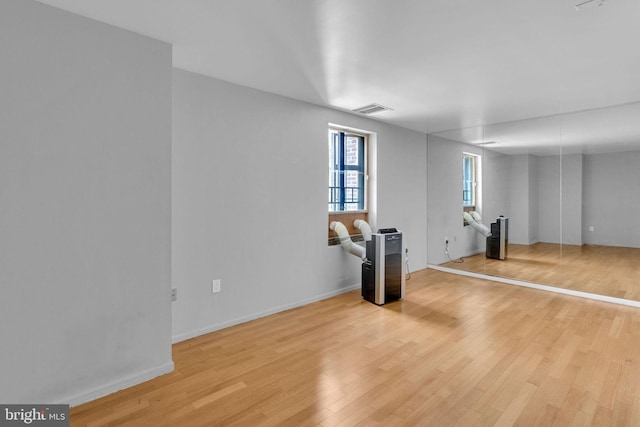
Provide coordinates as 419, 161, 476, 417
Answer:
330, 221, 366, 260
464, 211, 491, 237
353, 219, 373, 241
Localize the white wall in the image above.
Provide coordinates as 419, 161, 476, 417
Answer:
528, 155, 540, 244
0, 0, 173, 405
501, 154, 541, 245
536, 153, 584, 246
537, 155, 562, 244
508, 155, 534, 244
171, 69, 427, 342
482, 151, 511, 230
502, 150, 640, 248
561, 154, 583, 246
583, 150, 640, 247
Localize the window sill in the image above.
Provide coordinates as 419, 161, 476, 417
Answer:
328, 234, 364, 247
329, 210, 368, 215
463, 206, 476, 226
328, 211, 369, 245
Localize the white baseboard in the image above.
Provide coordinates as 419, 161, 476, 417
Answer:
172, 284, 361, 344
64, 361, 175, 407
428, 264, 640, 308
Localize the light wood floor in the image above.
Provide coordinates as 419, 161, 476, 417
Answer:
442, 243, 640, 301
71, 268, 640, 426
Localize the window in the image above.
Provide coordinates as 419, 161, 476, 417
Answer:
463, 152, 479, 212
327, 126, 372, 244
328, 129, 367, 212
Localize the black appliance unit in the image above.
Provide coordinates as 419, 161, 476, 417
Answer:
362, 229, 405, 305
486, 216, 508, 260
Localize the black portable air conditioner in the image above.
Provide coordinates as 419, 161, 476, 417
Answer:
486, 216, 508, 260
362, 229, 405, 305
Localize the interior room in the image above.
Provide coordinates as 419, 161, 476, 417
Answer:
2, 0, 640, 425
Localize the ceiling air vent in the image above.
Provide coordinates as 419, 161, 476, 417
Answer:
352, 103, 393, 115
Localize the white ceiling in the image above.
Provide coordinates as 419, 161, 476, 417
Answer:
434, 100, 640, 155
34, 0, 640, 153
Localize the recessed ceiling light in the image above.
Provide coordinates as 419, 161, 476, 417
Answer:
352, 104, 393, 115
477, 141, 498, 146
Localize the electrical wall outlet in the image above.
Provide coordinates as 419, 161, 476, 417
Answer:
212, 279, 221, 294
171, 288, 177, 302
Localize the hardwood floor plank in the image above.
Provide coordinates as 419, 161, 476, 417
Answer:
550, 387, 585, 427
192, 381, 247, 409
493, 382, 538, 427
